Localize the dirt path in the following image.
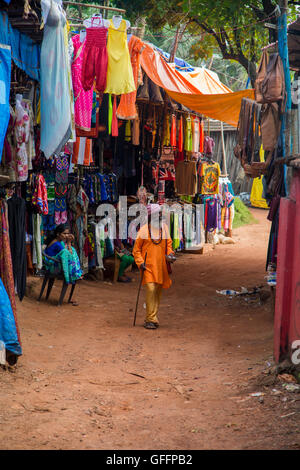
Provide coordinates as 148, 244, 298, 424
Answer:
0, 208, 299, 450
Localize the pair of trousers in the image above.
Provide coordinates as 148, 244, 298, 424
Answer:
145, 282, 162, 324
118, 254, 134, 278
81, 27, 108, 92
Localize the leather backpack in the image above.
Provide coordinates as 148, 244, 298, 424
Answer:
255, 50, 269, 103
261, 53, 285, 104
260, 102, 280, 152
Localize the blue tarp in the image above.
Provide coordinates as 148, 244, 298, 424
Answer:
0, 43, 11, 161
0, 11, 40, 81
154, 46, 195, 72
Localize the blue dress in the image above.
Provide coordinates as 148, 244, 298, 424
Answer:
0, 277, 22, 357
40, 0, 71, 158
45, 240, 64, 257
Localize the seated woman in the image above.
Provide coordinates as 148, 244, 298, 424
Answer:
114, 231, 134, 283
44, 224, 83, 286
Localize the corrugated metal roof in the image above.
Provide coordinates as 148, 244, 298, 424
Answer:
203, 119, 237, 132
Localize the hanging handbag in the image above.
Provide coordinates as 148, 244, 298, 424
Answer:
255, 50, 269, 103
160, 146, 175, 161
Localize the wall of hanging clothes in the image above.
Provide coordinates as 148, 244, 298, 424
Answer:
0, 0, 241, 291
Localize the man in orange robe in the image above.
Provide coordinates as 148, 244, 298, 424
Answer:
132, 205, 175, 329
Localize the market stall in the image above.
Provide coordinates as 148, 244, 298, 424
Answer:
0, 0, 258, 361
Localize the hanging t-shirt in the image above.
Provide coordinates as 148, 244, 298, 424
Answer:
200, 161, 220, 195
175, 160, 197, 196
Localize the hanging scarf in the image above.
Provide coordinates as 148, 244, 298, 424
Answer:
177, 116, 183, 152
0, 200, 21, 346
111, 95, 118, 137
170, 114, 177, 147
32, 174, 48, 215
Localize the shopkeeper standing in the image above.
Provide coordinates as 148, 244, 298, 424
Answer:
132, 204, 176, 329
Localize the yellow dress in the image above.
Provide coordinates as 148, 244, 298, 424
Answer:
104, 19, 136, 95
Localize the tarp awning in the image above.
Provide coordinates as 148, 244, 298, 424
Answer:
140, 43, 254, 127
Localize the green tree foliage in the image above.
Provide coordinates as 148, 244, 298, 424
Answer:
114, 0, 298, 86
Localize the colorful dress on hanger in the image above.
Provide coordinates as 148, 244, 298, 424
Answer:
71, 34, 93, 131
81, 20, 108, 93
184, 116, 193, 152
15, 99, 30, 182
192, 117, 200, 153
104, 19, 136, 95
40, 0, 72, 158
2, 107, 17, 181
116, 35, 144, 119
0, 200, 21, 349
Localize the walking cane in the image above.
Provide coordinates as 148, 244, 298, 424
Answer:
133, 252, 147, 327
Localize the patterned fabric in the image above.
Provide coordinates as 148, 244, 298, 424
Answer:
200, 162, 220, 195
71, 34, 93, 130
72, 136, 93, 166
32, 174, 48, 215
0, 201, 20, 346
15, 98, 30, 182
40, 0, 72, 158
55, 155, 69, 183
44, 243, 82, 284
0, 277, 22, 356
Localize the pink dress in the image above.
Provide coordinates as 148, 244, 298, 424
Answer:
71, 34, 93, 131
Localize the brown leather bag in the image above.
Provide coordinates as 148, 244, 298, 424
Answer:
260, 102, 280, 151
255, 50, 269, 103
261, 53, 285, 104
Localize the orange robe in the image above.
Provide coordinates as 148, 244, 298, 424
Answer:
132, 224, 174, 288
116, 35, 145, 120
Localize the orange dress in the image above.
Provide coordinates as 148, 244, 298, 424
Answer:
116, 35, 145, 120
132, 224, 174, 288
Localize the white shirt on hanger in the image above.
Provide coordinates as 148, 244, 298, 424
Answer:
83, 14, 110, 29
111, 15, 130, 29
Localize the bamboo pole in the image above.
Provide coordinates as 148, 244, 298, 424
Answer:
62, 1, 126, 13
220, 121, 228, 176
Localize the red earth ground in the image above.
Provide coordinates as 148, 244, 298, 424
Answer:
0, 208, 299, 450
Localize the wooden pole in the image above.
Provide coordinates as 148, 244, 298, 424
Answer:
220, 121, 227, 175
62, 1, 126, 14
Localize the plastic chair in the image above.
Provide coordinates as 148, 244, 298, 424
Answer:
38, 252, 77, 306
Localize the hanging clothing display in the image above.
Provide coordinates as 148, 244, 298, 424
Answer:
170, 114, 177, 147
192, 117, 200, 153
7, 195, 27, 301
71, 137, 93, 166
0, 43, 11, 161
184, 116, 192, 152
116, 35, 144, 119
14, 96, 30, 182
81, 21, 108, 93
71, 33, 93, 131
104, 19, 136, 96
32, 174, 48, 215
199, 161, 220, 195
2, 107, 17, 181
0, 199, 20, 349
0, 277, 22, 361
175, 160, 197, 196
40, 0, 72, 158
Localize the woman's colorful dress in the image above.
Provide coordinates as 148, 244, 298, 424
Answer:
104, 19, 135, 95
71, 34, 93, 131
